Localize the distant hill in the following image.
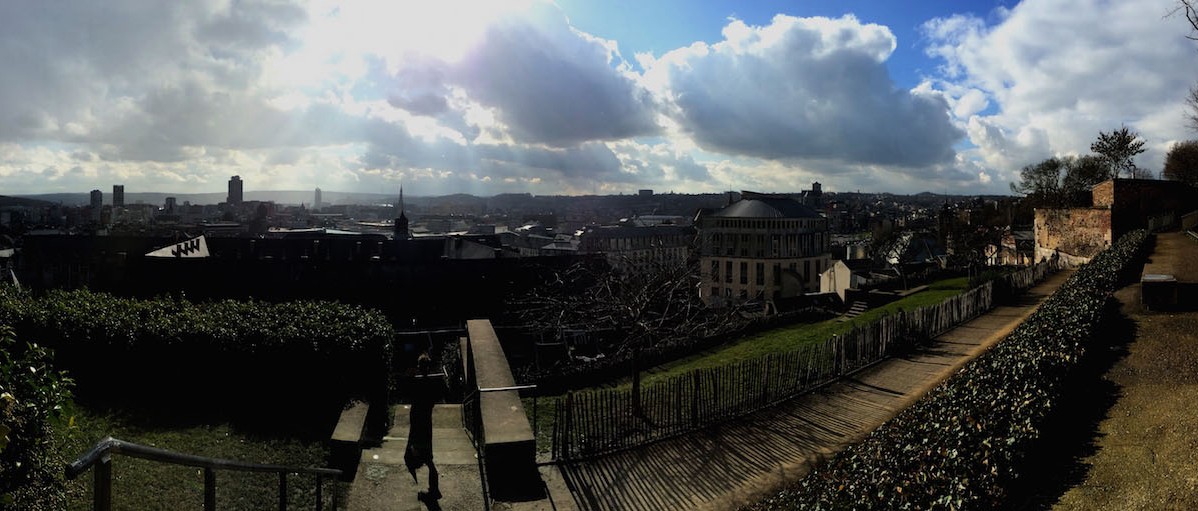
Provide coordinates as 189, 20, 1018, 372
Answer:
0, 195, 55, 208
13, 191, 402, 207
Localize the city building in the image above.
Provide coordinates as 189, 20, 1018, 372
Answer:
113, 185, 125, 208
314, 188, 322, 210
698, 191, 831, 306
89, 189, 102, 222
800, 181, 823, 209
227, 176, 243, 205
577, 223, 694, 273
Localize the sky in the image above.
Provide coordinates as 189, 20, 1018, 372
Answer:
2, 0, 1196, 197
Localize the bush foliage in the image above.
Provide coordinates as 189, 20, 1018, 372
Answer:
748, 230, 1149, 510
0, 288, 393, 428
0, 325, 73, 511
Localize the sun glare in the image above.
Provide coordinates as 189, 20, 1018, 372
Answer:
269, 0, 534, 90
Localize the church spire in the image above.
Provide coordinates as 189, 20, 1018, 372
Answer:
395, 184, 409, 241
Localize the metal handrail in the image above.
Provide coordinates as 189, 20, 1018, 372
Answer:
66, 436, 341, 511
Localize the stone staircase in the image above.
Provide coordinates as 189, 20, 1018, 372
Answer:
840, 301, 868, 321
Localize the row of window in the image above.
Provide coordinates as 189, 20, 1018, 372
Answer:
708, 218, 824, 230
705, 232, 826, 258
594, 235, 690, 251
707, 258, 823, 285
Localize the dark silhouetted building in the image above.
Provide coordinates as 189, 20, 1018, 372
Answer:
228, 176, 243, 205
113, 185, 125, 208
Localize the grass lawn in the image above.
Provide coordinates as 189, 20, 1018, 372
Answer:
54, 401, 345, 510
630, 276, 971, 387
523, 276, 971, 453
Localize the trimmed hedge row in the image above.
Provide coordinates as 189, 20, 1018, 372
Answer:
748, 230, 1149, 510
0, 286, 393, 429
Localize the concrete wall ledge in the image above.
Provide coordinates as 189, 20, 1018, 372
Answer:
466, 319, 536, 483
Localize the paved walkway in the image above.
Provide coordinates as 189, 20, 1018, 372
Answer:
347, 405, 486, 511
347, 404, 577, 511
554, 270, 1074, 511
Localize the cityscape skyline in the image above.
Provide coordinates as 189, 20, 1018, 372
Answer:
2, 0, 1195, 199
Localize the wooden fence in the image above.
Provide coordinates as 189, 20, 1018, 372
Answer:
549, 261, 1058, 461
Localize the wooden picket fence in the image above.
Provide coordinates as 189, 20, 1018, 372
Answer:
548, 262, 1057, 461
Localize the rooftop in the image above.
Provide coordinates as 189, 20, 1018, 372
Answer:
709, 191, 822, 219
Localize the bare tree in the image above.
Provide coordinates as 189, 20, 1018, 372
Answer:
1189, 86, 1198, 133
1009, 157, 1066, 206
517, 255, 739, 413
1175, 1, 1198, 130
1164, 139, 1198, 186
1061, 155, 1109, 204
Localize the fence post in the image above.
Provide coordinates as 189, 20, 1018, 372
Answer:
278, 472, 288, 511
564, 391, 573, 460
94, 454, 112, 511
690, 371, 700, 427
315, 474, 324, 511
204, 468, 216, 511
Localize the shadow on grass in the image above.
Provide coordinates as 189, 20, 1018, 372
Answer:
1003, 294, 1137, 510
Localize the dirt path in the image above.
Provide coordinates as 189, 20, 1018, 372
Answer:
1046, 232, 1198, 510
555, 271, 1074, 511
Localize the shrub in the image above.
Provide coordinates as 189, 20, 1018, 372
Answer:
748, 230, 1149, 510
0, 325, 73, 511
0, 288, 393, 431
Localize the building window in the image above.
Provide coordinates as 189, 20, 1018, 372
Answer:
711, 286, 719, 298
740, 262, 748, 284
755, 262, 765, 285
804, 260, 810, 281
711, 260, 719, 282
773, 263, 782, 285
725, 261, 733, 283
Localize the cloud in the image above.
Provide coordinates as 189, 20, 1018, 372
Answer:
381, 3, 661, 147
925, 0, 1196, 182
643, 15, 963, 167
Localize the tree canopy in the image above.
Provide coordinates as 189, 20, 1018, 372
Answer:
1010, 155, 1111, 207
1090, 126, 1146, 179
1163, 139, 1198, 186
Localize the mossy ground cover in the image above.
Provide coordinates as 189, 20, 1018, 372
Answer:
745, 231, 1148, 510
54, 400, 345, 511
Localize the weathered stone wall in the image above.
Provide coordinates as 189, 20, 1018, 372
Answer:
1091, 180, 1115, 208
1034, 208, 1112, 262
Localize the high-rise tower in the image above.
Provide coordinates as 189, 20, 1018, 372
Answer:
227, 176, 243, 205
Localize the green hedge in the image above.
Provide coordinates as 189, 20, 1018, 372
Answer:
0, 325, 73, 511
0, 287, 393, 430
748, 230, 1149, 510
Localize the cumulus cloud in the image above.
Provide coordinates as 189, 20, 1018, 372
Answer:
925, 0, 1196, 182
643, 15, 963, 167
382, 3, 661, 147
